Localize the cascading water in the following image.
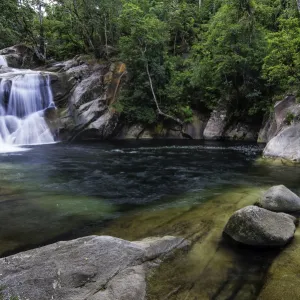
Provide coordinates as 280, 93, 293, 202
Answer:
0, 55, 7, 67
0, 71, 56, 147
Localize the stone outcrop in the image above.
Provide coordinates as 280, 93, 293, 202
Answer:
259, 185, 300, 212
263, 124, 300, 161
223, 205, 296, 247
257, 112, 277, 143
258, 95, 299, 143
203, 109, 259, 141
0, 45, 39, 69
43, 57, 126, 141
261, 95, 300, 160
224, 122, 259, 141
116, 111, 209, 139
203, 109, 227, 140
0, 235, 188, 300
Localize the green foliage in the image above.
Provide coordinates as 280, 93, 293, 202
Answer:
1, 0, 300, 126
263, 17, 300, 95
285, 112, 295, 125
191, 0, 269, 119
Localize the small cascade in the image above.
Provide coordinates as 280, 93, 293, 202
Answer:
0, 55, 7, 67
0, 72, 56, 146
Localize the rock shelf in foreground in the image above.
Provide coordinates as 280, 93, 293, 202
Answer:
0, 235, 188, 300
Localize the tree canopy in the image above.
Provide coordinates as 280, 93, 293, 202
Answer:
1, 0, 300, 126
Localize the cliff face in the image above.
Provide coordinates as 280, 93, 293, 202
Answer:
48, 58, 126, 141
48, 56, 261, 141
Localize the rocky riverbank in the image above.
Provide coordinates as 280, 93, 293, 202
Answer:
2, 44, 300, 161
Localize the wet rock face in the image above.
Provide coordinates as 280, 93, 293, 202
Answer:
260, 185, 300, 213
0, 45, 39, 69
258, 95, 299, 143
0, 235, 188, 300
223, 205, 296, 247
263, 124, 300, 161
115, 111, 209, 140
203, 109, 227, 140
45, 58, 126, 141
261, 95, 300, 160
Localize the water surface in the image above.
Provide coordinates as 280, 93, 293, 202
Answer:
1, 140, 300, 256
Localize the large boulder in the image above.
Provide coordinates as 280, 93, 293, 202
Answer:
223, 205, 296, 247
259, 185, 300, 212
0, 45, 39, 69
203, 109, 258, 141
263, 123, 300, 161
0, 235, 188, 300
259, 95, 300, 148
203, 109, 227, 140
56, 62, 126, 141
258, 95, 300, 143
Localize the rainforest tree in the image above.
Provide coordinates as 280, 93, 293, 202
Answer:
1, 0, 300, 126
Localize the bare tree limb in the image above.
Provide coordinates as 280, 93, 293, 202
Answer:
145, 61, 183, 126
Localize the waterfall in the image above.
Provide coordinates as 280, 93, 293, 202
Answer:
0, 55, 7, 67
0, 72, 56, 146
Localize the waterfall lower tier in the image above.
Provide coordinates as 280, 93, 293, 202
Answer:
0, 72, 56, 146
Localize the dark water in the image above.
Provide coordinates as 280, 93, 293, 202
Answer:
0, 140, 299, 256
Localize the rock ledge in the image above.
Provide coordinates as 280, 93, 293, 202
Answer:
0, 235, 188, 300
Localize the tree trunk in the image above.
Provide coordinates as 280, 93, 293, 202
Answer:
145, 61, 183, 127
38, 0, 45, 59
104, 15, 108, 57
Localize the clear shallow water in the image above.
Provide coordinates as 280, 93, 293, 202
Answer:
0, 140, 299, 256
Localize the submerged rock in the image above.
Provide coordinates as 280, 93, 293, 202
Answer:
224, 205, 296, 247
0, 235, 188, 300
259, 185, 300, 213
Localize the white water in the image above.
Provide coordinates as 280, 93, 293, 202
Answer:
0, 55, 7, 67
0, 72, 55, 148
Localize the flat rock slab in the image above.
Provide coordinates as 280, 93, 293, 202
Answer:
260, 185, 300, 212
224, 205, 296, 247
0, 235, 188, 300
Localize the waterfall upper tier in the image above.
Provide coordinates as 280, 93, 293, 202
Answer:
0, 55, 7, 67
0, 70, 57, 146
